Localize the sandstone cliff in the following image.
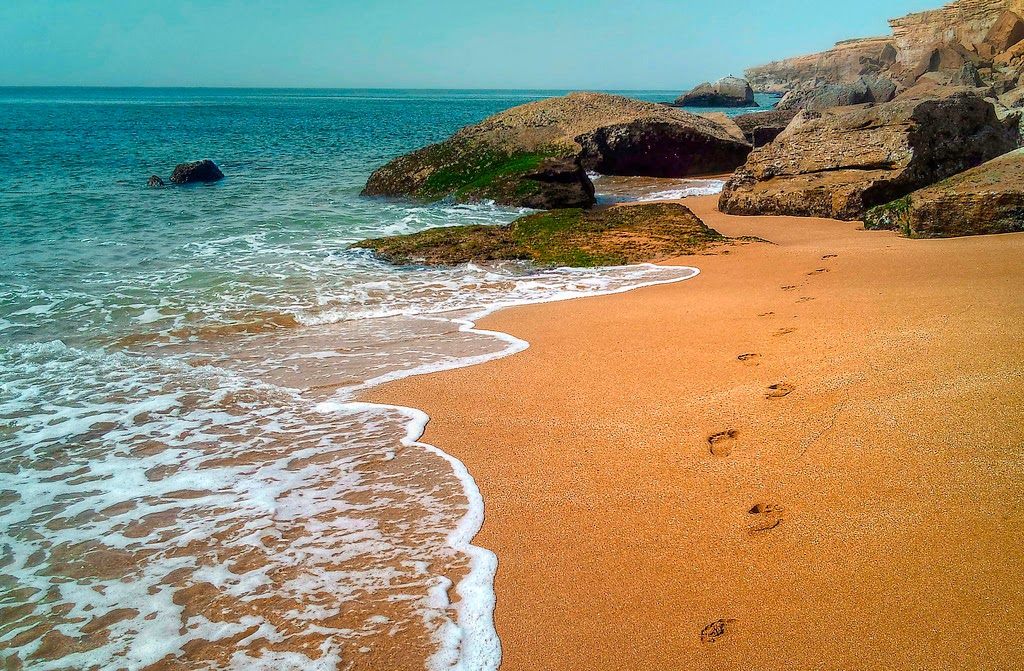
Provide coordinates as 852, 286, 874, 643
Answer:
746, 0, 1024, 94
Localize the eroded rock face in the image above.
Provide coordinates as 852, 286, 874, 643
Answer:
576, 119, 751, 178
169, 160, 224, 184
745, 1, 1024, 110
719, 92, 1018, 220
353, 203, 732, 267
865, 147, 1024, 236
733, 110, 799, 147
676, 77, 756, 107
362, 93, 751, 208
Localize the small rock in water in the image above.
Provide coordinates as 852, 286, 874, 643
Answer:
147, 175, 165, 188
169, 159, 224, 184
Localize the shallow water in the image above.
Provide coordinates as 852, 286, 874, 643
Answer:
0, 88, 712, 670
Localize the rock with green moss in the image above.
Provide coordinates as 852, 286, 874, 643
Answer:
353, 203, 731, 267
864, 148, 1024, 237
362, 92, 751, 208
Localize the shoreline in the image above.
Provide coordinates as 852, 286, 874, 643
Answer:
363, 195, 1024, 669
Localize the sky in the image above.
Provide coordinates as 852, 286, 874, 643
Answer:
1, 0, 943, 89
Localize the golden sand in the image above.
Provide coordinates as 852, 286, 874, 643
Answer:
365, 195, 1024, 670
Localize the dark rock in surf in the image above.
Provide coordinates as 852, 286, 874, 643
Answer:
170, 159, 224, 184
147, 175, 165, 188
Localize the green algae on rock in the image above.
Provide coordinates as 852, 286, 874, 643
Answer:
352, 203, 731, 268
362, 92, 751, 209
864, 148, 1024, 237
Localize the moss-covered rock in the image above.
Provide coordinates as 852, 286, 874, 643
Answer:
362, 92, 751, 209
864, 149, 1024, 237
352, 203, 732, 267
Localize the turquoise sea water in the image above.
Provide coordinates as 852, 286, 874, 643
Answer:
0, 88, 748, 670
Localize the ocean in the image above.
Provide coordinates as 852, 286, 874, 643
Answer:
0, 88, 764, 670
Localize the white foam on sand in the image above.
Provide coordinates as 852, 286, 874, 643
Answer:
324, 263, 702, 671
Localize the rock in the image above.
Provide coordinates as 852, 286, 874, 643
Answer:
732, 109, 799, 147
362, 93, 751, 208
147, 175, 165, 188
864, 148, 1024, 237
745, 37, 896, 93
719, 92, 1018, 221
745, 2, 1024, 101
985, 10, 1024, 54
697, 112, 747, 143
169, 160, 224, 184
518, 157, 595, 210
776, 76, 897, 111
676, 77, 756, 107
353, 203, 733, 267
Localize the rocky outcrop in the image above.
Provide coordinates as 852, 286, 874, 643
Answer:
746, 38, 897, 93
697, 112, 748, 142
518, 158, 596, 210
719, 92, 1018, 220
732, 110, 799, 147
363, 93, 751, 208
777, 76, 898, 110
147, 175, 165, 188
745, 1, 1024, 111
169, 160, 224, 184
675, 77, 757, 107
864, 147, 1024, 236
353, 203, 732, 267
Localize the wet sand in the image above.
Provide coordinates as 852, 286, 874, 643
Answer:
364, 195, 1024, 670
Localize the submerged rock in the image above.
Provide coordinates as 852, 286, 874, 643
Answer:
170, 159, 224, 184
353, 203, 731, 267
676, 77, 756, 108
719, 92, 1018, 221
864, 148, 1024, 237
362, 93, 750, 208
147, 175, 165, 188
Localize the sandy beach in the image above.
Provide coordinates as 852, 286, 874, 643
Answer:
365, 195, 1024, 670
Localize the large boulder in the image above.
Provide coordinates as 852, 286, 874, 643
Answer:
362, 93, 752, 208
776, 76, 897, 111
169, 160, 224, 184
733, 110, 799, 147
353, 203, 731, 267
676, 77, 756, 108
864, 148, 1024, 238
719, 92, 1018, 220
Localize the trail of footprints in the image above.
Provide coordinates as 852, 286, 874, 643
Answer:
700, 256, 835, 645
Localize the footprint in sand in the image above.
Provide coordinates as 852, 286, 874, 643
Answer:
822, 254, 838, 260
797, 296, 816, 303
807, 268, 829, 275
781, 285, 798, 291
707, 429, 739, 457
758, 311, 775, 318
737, 353, 760, 365
772, 327, 796, 337
765, 382, 795, 399
700, 618, 737, 645
747, 503, 784, 534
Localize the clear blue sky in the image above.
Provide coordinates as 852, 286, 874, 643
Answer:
1, 0, 941, 88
